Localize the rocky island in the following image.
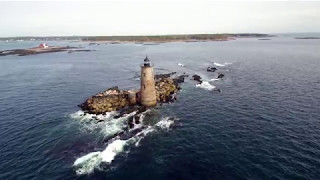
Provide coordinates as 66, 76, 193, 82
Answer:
79, 59, 187, 115
0, 43, 92, 56
78, 58, 226, 116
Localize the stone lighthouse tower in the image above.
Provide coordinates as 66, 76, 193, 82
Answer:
140, 56, 157, 107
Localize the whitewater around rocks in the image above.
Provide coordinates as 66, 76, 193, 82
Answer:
70, 110, 177, 175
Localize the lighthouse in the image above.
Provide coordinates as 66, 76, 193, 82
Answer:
140, 56, 157, 107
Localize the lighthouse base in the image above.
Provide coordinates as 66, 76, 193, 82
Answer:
140, 99, 157, 107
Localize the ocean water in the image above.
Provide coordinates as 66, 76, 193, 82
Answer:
0, 37, 320, 180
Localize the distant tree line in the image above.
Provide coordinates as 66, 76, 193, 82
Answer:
82, 34, 272, 42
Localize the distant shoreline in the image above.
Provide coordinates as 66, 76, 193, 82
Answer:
0, 33, 274, 42
82, 34, 273, 42
295, 37, 320, 40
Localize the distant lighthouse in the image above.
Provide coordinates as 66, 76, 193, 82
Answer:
140, 56, 157, 107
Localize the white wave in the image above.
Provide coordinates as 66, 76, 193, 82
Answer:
213, 62, 232, 67
73, 139, 127, 175
70, 110, 117, 121
196, 81, 216, 91
101, 139, 127, 163
72, 111, 141, 175
70, 110, 89, 119
73, 152, 101, 175
100, 113, 134, 136
178, 63, 185, 67
74, 130, 145, 175
134, 116, 175, 146
73, 115, 176, 175
155, 117, 175, 130
132, 126, 155, 147
209, 78, 220, 82
130, 109, 150, 130
70, 110, 136, 137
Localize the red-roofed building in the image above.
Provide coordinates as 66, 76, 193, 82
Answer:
39, 43, 48, 48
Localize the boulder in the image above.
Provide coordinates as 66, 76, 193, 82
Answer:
128, 116, 135, 129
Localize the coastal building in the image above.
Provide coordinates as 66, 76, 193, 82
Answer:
38, 43, 48, 48
140, 56, 157, 107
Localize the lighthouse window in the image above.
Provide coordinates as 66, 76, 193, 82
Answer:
143, 85, 146, 89
143, 73, 146, 77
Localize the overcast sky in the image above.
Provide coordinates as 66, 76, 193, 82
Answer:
0, 1, 320, 37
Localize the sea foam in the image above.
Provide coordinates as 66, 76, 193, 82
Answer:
70, 110, 137, 137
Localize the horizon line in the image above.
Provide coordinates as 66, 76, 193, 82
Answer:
1, 32, 320, 38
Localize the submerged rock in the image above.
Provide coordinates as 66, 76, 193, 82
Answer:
192, 74, 202, 83
119, 127, 145, 140
218, 73, 225, 79
114, 106, 146, 119
207, 67, 217, 72
173, 74, 189, 85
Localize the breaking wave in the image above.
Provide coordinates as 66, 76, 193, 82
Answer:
213, 62, 232, 67
209, 78, 220, 82
155, 117, 175, 130
178, 63, 185, 67
71, 112, 177, 175
70, 110, 137, 137
196, 81, 216, 91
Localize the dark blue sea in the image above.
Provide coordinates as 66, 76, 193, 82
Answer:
1, 36, 320, 180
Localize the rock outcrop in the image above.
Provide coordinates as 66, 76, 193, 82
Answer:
78, 86, 131, 114
156, 78, 177, 103
79, 74, 186, 114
